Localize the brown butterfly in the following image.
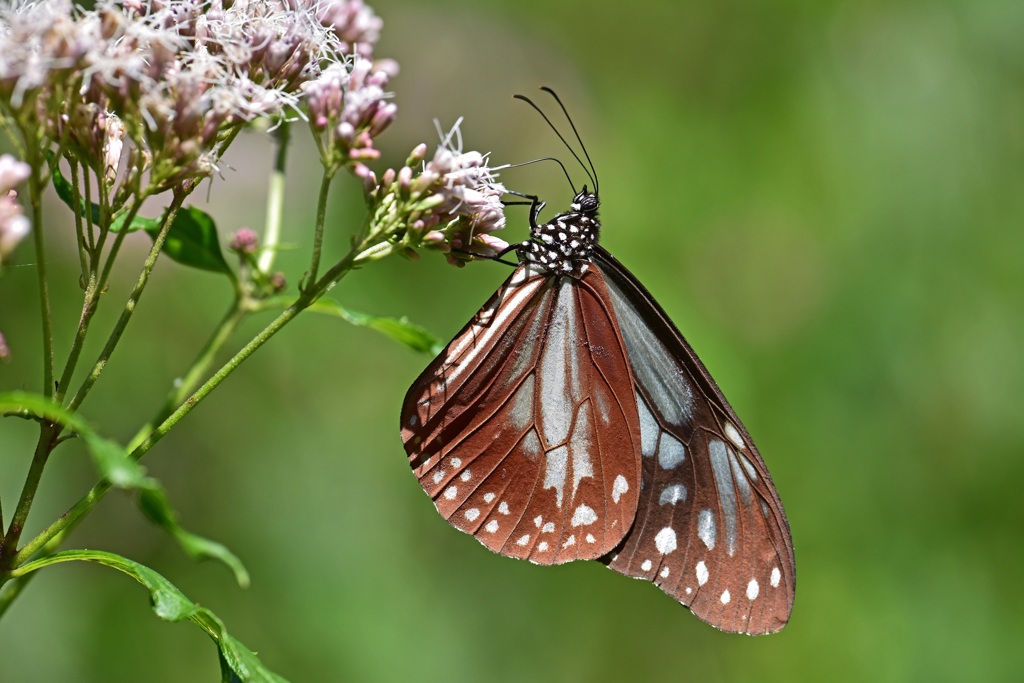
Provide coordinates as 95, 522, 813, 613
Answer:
401, 89, 794, 635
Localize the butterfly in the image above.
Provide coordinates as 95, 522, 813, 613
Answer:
400, 89, 794, 635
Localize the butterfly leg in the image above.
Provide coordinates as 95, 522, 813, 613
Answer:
503, 189, 546, 230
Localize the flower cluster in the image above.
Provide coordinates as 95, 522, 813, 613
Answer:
303, 56, 397, 165
0, 154, 31, 264
0, 1, 373, 195
315, 0, 383, 57
360, 123, 509, 266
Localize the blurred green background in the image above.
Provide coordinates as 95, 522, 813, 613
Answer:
2, 0, 1023, 680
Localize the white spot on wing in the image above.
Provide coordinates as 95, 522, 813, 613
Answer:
484, 520, 498, 533
538, 284, 580, 445
465, 508, 480, 522
460, 470, 472, 482
544, 445, 569, 508
569, 402, 594, 498
641, 559, 652, 571
509, 375, 536, 432
724, 421, 744, 448
771, 567, 781, 588
709, 439, 739, 556
516, 534, 530, 546
697, 509, 716, 550
721, 590, 731, 605
432, 470, 446, 485
660, 566, 670, 579
542, 522, 555, 533
571, 505, 597, 527
538, 541, 549, 551
655, 527, 678, 555
657, 433, 686, 469
534, 515, 543, 528
593, 384, 612, 424
729, 446, 753, 505
696, 561, 709, 586
498, 501, 510, 515
739, 452, 758, 481
443, 486, 457, 500
659, 484, 687, 505
586, 534, 596, 544
562, 535, 576, 548
450, 457, 462, 468
637, 396, 658, 457
521, 430, 542, 460
747, 579, 760, 601
484, 492, 496, 504
612, 475, 629, 503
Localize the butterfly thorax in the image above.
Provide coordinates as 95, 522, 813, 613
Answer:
518, 190, 600, 278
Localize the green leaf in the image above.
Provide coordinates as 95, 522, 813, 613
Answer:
0, 391, 248, 586
14, 550, 286, 683
146, 206, 231, 274
140, 488, 251, 588
307, 299, 444, 355
0, 390, 92, 433
81, 432, 153, 489
112, 213, 161, 234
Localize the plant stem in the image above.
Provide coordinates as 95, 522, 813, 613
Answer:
257, 121, 289, 274
27, 152, 54, 398
306, 166, 336, 286
69, 160, 90, 278
65, 192, 187, 414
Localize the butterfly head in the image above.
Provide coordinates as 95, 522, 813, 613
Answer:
570, 187, 600, 217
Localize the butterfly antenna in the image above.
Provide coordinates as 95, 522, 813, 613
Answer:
499, 157, 577, 195
540, 87, 598, 195
513, 93, 597, 192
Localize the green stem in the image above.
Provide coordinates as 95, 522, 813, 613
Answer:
82, 165, 99, 260
69, 160, 90, 278
306, 167, 336, 286
27, 151, 54, 398
11, 475, 108, 570
97, 198, 143, 291
65, 192, 187, 414
257, 121, 289, 274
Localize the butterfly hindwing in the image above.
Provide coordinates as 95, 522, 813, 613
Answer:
595, 246, 795, 635
402, 263, 643, 565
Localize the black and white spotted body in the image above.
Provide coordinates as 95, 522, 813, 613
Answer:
517, 189, 601, 278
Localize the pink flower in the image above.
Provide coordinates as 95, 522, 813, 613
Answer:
315, 0, 384, 57
303, 56, 397, 164
0, 155, 30, 263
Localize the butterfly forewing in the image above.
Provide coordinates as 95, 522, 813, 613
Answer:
594, 247, 795, 634
402, 263, 643, 565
